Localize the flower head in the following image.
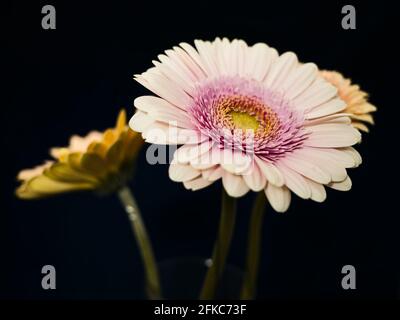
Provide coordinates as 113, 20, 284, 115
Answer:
320, 70, 377, 132
17, 110, 144, 199
130, 38, 362, 212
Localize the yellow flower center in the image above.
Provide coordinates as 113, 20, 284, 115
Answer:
229, 111, 260, 131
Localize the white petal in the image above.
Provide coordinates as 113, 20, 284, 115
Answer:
143, 122, 206, 145
194, 39, 219, 77
158, 52, 198, 87
202, 165, 223, 181
213, 37, 229, 75
129, 111, 155, 133
294, 80, 338, 111
180, 42, 209, 77
304, 147, 359, 168
173, 140, 214, 164
304, 125, 361, 148
222, 172, 250, 197
265, 184, 291, 213
169, 162, 200, 182
305, 113, 351, 126
166, 47, 206, 82
283, 63, 318, 99
276, 163, 312, 199
246, 43, 278, 81
190, 146, 222, 170
280, 155, 331, 184
327, 176, 352, 191
220, 150, 253, 175
291, 148, 347, 182
255, 157, 284, 187
152, 60, 195, 95
265, 52, 298, 90
225, 39, 247, 77
183, 176, 214, 191
243, 162, 267, 192
305, 179, 327, 202
136, 70, 191, 110
134, 96, 194, 129
339, 147, 362, 167
305, 98, 346, 119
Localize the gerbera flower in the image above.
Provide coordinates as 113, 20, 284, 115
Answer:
130, 38, 362, 212
16, 110, 144, 199
320, 70, 377, 132
16, 110, 161, 298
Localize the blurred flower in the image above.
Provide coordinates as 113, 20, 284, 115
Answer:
16, 110, 144, 199
130, 38, 362, 212
320, 70, 377, 132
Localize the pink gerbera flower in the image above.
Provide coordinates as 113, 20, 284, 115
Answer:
130, 38, 362, 212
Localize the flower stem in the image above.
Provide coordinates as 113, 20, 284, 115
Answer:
199, 188, 237, 300
240, 191, 267, 299
117, 186, 161, 299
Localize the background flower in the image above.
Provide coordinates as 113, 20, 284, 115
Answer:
320, 70, 377, 132
130, 38, 362, 212
16, 110, 144, 199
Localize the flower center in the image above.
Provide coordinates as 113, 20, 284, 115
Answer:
229, 111, 259, 131
189, 76, 308, 160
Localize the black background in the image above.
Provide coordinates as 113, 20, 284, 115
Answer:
1, 0, 399, 300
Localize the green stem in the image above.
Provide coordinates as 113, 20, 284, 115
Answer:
240, 191, 267, 300
117, 186, 161, 299
200, 188, 237, 300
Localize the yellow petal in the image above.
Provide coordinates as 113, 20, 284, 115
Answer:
80, 153, 109, 177
352, 121, 369, 132
44, 162, 99, 184
28, 175, 93, 195
115, 109, 127, 133
106, 138, 124, 168
87, 141, 109, 158
124, 129, 144, 161
350, 113, 374, 124
16, 182, 45, 199
68, 152, 84, 171
103, 129, 117, 147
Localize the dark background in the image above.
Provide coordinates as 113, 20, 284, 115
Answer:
1, 0, 399, 299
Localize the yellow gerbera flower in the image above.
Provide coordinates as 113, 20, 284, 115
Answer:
320, 70, 377, 132
16, 109, 144, 199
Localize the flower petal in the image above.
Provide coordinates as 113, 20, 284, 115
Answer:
255, 157, 284, 187
183, 176, 214, 191
276, 163, 312, 199
283, 63, 318, 99
134, 96, 194, 129
265, 184, 291, 213
280, 154, 331, 184
222, 171, 250, 197
327, 176, 352, 191
305, 124, 361, 148
169, 162, 200, 182
243, 161, 267, 192
129, 111, 155, 133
